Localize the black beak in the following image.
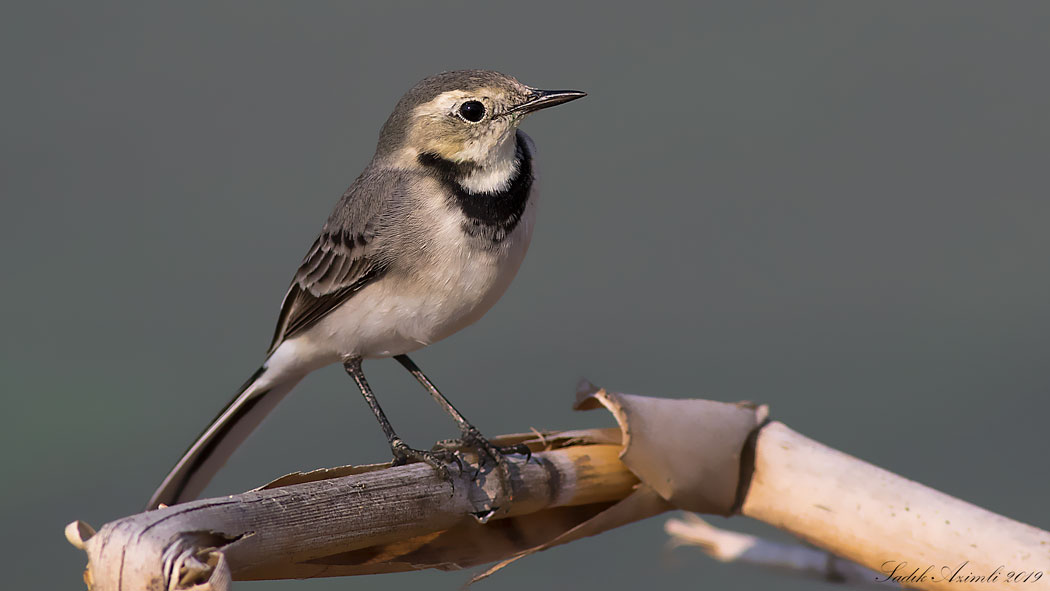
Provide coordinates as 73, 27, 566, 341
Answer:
506, 88, 587, 115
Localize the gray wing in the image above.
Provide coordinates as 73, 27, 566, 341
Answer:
267, 169, 409, 354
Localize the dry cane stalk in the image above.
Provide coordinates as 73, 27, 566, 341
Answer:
67, 391, 1050, 591
68, 433, 649, 589
739, 422, 1050, 591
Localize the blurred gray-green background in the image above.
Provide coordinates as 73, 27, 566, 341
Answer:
3, 1, 1048, 589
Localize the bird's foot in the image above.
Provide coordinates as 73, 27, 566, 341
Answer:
389, 439, 462, 481
433, 427, 532, 473
434, 427, 528, 509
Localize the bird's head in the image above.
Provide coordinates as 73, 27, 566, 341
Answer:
375, 70, 585, 170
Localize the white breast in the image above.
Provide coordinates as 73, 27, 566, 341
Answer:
289, 195, 537, 364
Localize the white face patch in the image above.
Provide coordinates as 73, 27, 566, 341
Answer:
409, 89, 518, 167
416, 90, 482, 119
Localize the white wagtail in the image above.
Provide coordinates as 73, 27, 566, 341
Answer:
147, 70, 585, 509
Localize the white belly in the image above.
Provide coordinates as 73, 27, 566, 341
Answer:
285, 199, 536, 366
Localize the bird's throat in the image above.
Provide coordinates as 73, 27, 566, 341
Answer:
418, 132, 534, 243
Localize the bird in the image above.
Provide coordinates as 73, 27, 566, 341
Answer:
146, 70, 586, 510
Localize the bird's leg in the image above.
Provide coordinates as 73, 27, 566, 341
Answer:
393, 354, 531, 468
343, 357, 457, 479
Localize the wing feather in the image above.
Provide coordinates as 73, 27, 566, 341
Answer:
266, 169, 409, 355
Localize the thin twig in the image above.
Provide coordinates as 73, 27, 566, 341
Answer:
665, 513, 895, 588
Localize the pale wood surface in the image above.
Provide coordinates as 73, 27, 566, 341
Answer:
741, 422, 1050, 590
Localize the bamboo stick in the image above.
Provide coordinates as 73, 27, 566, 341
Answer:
740, 422, 1050, 590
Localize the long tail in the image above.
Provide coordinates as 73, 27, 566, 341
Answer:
146, 362, 304, 510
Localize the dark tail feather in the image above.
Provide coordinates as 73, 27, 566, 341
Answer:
146, 364, 302, 509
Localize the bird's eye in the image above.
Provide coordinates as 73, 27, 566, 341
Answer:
458, 100, 486, 122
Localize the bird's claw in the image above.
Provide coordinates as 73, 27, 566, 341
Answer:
434, 428, 533, 476
390, 440, 454, 483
